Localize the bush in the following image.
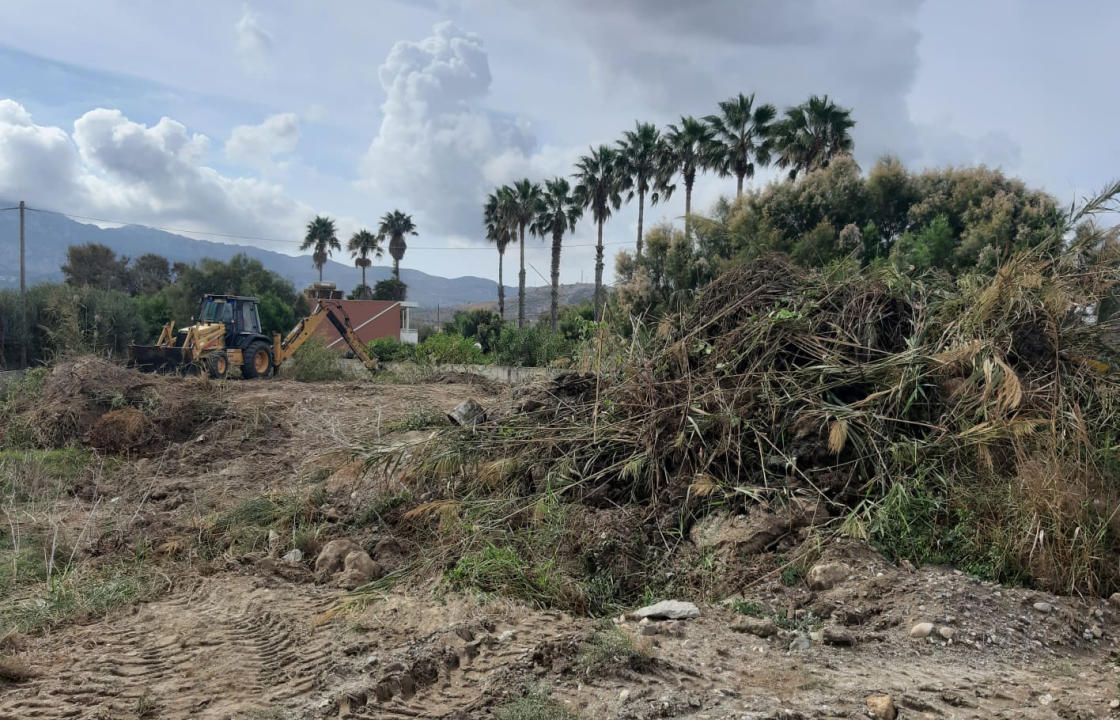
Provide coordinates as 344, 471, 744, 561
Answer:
444, 310, 503, 353
412, 333, 486, 365
492, 326, 573, 367
373, 278, 407, 301
368, 336, 414, 362
286, 338, 346, 381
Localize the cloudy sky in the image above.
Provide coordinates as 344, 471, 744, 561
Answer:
0, 0, 1116, 284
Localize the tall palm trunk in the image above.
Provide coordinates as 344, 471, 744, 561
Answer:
594, 220, 604, 322
393, 257, 400, 281
736, 173, 744, 197
318, 264, 323, 283
550, 229, 562, 331
518, 223, 527, 328
684, 178, 693, 244
497, 250, 505, 321
360, 265, 367, 295
636, 189, 646, 258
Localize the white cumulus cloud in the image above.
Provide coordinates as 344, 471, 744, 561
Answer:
363, 22, 559, 238
0, 100, 344, 251
224, 112, 300, 171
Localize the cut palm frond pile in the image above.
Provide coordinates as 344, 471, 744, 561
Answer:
385, 192, 1120, 598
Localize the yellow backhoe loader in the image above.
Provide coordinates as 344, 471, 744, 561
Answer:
128, 294, 377, 378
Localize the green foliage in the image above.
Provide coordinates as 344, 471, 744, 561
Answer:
367, 336, 414, 362
0, 560, 156, 634
574, 624, 653, 676
495, 688, 578, 720
61, 243, 131, 291
0, 283, 149, 367
446, 544, 565, 607
445, 310, 503, 353
386, 406, 447, 432
413, 333, 486, 365
286, 337, 346, 382
372, 278, 408, 301
492, 325, 573, 367
0, 448, 92, 498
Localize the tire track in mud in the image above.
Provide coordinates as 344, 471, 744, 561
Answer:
341, 616, 578, 719
0, 577, 338, 720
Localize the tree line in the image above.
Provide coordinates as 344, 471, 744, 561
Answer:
485, 93, 856, 328
300, 210, 416, 301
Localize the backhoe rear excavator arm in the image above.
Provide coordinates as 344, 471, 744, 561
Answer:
272, 300, 379, 371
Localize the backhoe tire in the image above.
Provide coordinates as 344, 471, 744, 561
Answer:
242, 341, 273, 379
206, 351, 229, 379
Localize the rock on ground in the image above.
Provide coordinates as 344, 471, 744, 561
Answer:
315, 538, 363, 574
633, 600, 700, 620
806, 562, 850, 591
865, 693, 897, 720
732, 616, 778, 638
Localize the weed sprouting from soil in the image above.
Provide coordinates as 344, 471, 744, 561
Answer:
495, 686, 579, 720
574, 624, 654, 676
386, 405, 448, 432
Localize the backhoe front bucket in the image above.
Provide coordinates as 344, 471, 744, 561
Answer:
128, 344, 192, 373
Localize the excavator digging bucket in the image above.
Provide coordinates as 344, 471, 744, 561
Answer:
128, 344, 192, 373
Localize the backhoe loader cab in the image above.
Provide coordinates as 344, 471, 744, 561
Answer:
129, 295, 377, 379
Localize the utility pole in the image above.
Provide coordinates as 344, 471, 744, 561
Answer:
19, 200, 26, 369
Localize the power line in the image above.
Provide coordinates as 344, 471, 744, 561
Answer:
0, 207, 21, 212
24, 205, 638, 252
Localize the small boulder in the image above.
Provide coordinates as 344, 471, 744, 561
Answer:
788, 633, 811, 653
315, 538, 363, 574
865, 694, 897, 720
1033, 601, 1053, 613
821, 626, 855, 646
1109, 592, 1120, 609
806, 562, 850, 591
633, 600, 700, 620
344, 550, 378, 579
909, 622, 935, 639
282, 549, 304, 563
937, 626, 955, 641
732, 617, 778, 638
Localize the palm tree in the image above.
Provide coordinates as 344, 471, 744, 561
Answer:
574, 145, 622, 322
484, 188, 516, 321
773, 95, 855, 180
705, 92, 777, 197
509, 179, 544, 328
617, 122, 675, 258
347, 229, 382, 299
664, 116, 718, 242
377, 210, 417, 281
301, 215, 340, 284
530, 177, 583, 330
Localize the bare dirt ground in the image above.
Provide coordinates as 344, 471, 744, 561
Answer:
3, 373, 1120, 719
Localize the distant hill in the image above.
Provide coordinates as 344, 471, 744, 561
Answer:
0, 202, 517, 308
410, 283, 597, 327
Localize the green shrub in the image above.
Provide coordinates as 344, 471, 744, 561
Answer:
495, 687, 578, 720
444, 310, 503, 353
493, 326, 573, 367
287, 338, 346, 381
446, 544, 565, 607
368, 336, 414, 362
413, 333, 486, 365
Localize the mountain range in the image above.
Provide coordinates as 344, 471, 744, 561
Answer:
0, 202, 518, 308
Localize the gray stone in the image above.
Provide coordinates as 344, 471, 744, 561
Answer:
633, 600, 700, 620
909, 622, 935, 639
1109, 592, 1120, 609
806, 562, 850, 591
937, 626, 955, 640
1033, 601, 1053, 613
788, 633, 811, 653
281, 548, 303, 563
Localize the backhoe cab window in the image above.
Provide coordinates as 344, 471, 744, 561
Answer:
200, 299, 233, 324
